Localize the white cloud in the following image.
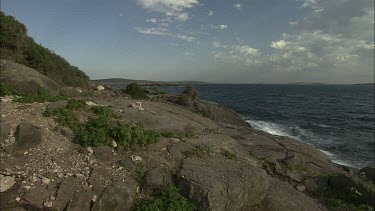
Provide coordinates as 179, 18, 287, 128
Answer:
212, 41, 222, 48
212, 0, 374, 82
270, 40, 289, 49
177, 35, 196, 42
213, 44, 261, 66
136, 0, 199, 21
210, 24, 228, 30
146, 18, 157, 23
208, 10, 213, 16
134, 27, 169, 35
233, 3, 242, 9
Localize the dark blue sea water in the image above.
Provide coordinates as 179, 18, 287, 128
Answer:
159, 84, 375, 168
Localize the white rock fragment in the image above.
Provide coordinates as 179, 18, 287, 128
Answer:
85, 101, 98, 106
96, 85, 105, 91
0, 175, 16, 192
86, 147, 94, 154
44, 201, 53, 208
295, 184, 305, 192
41, 177, 51, 184
112, 140, 118, 148
92, 195, 98, 203
130, 155, 143, 163
15, 196, 21, 202
130, 101, 145, 111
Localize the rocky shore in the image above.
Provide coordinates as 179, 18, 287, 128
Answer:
0, 60, 374, 211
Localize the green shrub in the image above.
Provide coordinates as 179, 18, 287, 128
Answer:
66, 99, 85, 110
125, 83, 149, 99
176, 95, 189, 106
15, 88, 66, 103
111, 123, 160, 149
134, 186, 196, 211
315, 187, 373, 211
161, 131, 179, 138
182, 83, 198, 99
0, 82, 22, 96
44, 108, 80, 131
222, 150, 238, 160
91, 106, 116, 118
192, 102, 211, 118
74, 116, 113, 147
185, 145, 209, 158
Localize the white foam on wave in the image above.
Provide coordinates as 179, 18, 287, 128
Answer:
246, 120, 296, 138
246, 119, 357, 168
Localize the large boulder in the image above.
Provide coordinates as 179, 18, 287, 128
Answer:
328, 174, 374, 206
0, 59, 62, 95
250, 179, 327, 211
177, 156, 269, 211
54, 178, 81, 210
91, 177, 138, 211
359, 167, 375, 183
12, 122, 42, 152
143, 165, 173, 194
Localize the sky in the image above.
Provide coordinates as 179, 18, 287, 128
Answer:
2, 0, 374, 84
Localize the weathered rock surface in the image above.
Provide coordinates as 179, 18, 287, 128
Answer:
66, 189, 93, 211
177, 156, 269, 211
46, 101, 67, 112
12, 122, 42, 152
250, 179, 326, 211
92, 177, 138, 211
143, 165, 173, 194
54, 178, 81, 210
0, 122, 11, 141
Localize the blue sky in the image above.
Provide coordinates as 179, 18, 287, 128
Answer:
2, 0, 374, 83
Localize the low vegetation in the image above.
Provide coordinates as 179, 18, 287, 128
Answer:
134, 186, 196, 211
0, 82, 66, 103
125, 83, 149, 99
182, 83, 198, 99
222, 150, 238, 160
161, 131, 180, 138
314, 187, 373, 211
185, 145, 210, 158
44, 99, 160, 149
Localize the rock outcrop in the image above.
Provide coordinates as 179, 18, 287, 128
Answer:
1, 59, 62, 96
178, 156, 269, 210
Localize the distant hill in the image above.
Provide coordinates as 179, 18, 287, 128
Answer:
0, 12, 89, 88
353, 83, 375, 86
287, 82, 326, 85
92, 78, 209, 86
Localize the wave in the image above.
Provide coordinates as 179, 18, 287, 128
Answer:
245, 119, 304, 140
245, 119, 361, 168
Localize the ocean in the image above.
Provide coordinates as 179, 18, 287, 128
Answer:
158, 84, 375, 168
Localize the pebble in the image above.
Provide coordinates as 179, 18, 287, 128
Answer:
44, 201, 53, 208
75, 173, 85, 179
15, 196, 20, 202
92, 195, 98, 202
86, 147, 94, 154
295, 184, 306, 192
50, 196, 56, 200
41, 177, 51, 184
130, 155, 143, 163
112, 140, 118, 148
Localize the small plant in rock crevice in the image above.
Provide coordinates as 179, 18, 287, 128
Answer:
133, 186, 196, 211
